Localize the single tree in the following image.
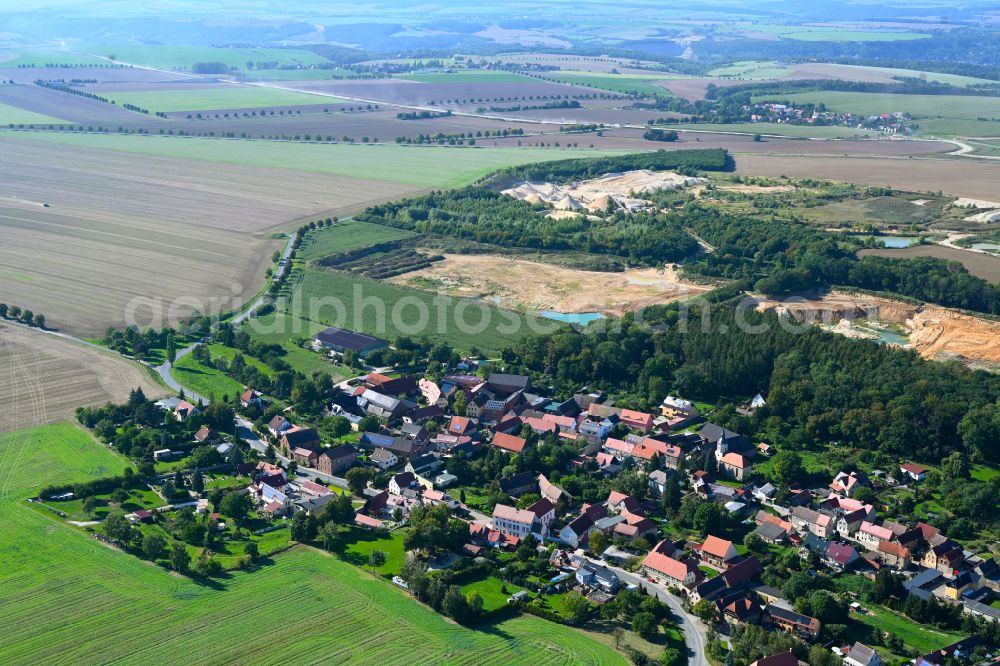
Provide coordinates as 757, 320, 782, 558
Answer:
142, 533, 167, 560
368, 549, 386, 572
170, 542, 190, 572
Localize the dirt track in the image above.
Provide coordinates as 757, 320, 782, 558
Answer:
392, 254, 713, 314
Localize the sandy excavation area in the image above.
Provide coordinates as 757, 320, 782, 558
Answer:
502, 170, 705, 213
755, 291, 1000, 368
391, 254, 714, 315
0, 323, 166, 433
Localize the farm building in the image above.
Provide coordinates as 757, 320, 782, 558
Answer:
313, 327, 389, 357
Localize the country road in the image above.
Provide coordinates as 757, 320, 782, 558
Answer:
152, 231, 298, 404
577, 552, 711, 666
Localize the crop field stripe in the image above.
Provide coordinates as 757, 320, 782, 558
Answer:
109, 86, 348, 112
5, 132, 628, 187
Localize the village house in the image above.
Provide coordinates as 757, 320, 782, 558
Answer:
317, 445, 357, 475
765, 604, 821, 640
790, 506, 833, 538
697, 535, 738, 570
717, 591, 762, 627
641, 547, 699, 588
857, 521, 894, 550
661, 395, 698, 420
358, 389, 415, 422
526, 497, 556, 534
537, 473, 569, 506
899, 462, 928, 482
575, 561, 621, 593
491, 431, 527, 454
240, 388, 265, 409
194, 426, 220, 445
844, 643, 882, 666
499, 471, 538, 498
174, 399, 199, 422
922, 540, 965, 575
389, 471, 416, 495
824, 542, 860, 572
877, 541, 912, 570
280, 427, 321, 454
749, 651, 799, 666
830, 470, 869, 497
293, 447, 318, 467
369, 447, 398, 471
492, 503, 537, 539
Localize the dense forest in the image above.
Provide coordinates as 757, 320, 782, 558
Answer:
678, 206, 1000, 314
500, 294, 1000, 464
355, 187, 702, 264
482, 148, 731, 184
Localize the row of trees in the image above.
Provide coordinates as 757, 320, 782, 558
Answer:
0, 303, 45, 328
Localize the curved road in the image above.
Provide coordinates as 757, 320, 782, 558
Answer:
152, 231, 297, 404
578, 552, 710, 665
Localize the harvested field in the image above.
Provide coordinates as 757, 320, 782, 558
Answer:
286, 77, 597, 107
0, 101, 67, 125
10, 132, 622, 188
731, 153, 1000, 201
754, 291, 1000, 367
656, 78, 746, 101
106, 85, 345, 112
0, 323, 165, 433
0, 84, 145, 124
391, 254, 713, 315
857, 245, 1000, 282
783, 63, 996, 86
0, 134, 427, 334
0, 65, 188, 85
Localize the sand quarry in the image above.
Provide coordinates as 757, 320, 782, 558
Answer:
502, 170, 705, 214
392, 255, 713, 315
755, 291, 1000, 368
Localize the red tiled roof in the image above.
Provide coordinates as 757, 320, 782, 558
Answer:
642, 551, 693, 581
700, 535, 735, 559
492, 432, 526, 453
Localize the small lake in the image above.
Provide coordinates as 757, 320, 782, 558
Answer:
869, 236, 921, 248
540, 311, 606, 325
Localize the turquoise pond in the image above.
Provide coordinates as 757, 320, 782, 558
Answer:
871, 236, 921, 248
539, 311, 606, 325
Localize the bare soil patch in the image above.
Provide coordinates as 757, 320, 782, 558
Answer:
732, 153, 1000, 201
391, 254, 713, 315
857, 244, 1000, 282
755, 291, 1000, 367
0, 323, 165, 433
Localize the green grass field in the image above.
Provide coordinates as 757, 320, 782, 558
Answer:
726, 23, 931, 42
965, 140, 1000, 157
109, 86, 345, 112
238, 68, 358, 81
87, 44, 331, 71
544, 73, 671, 97
397, 70, 530, 83
708, 61, 793, 79
171, 352, 246, 401
0, 102, 70, 125
265, 267, 548, 355
9, 132, 623, 188
660, 122, 879, 139
299, 220, 417, 261
461, 575, 527, 612
851, 605, 963, 653
755, 91, 1000, 137
0, 423, 622, 664
171, 342, 277, 400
